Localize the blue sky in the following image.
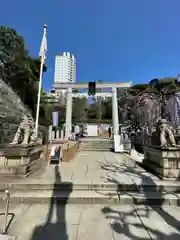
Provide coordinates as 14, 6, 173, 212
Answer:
1, 0, 180, 90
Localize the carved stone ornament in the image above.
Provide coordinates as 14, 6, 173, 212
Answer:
11, 115, 36, 144
151, 119, 176, 147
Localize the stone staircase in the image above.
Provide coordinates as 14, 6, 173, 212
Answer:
0, 177, 180, 205
0, 152, 180, 206
79, 138, 113, 151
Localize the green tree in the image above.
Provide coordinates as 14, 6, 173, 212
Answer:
129, 84, 150, 96
0, 26, 46, 117
72, 97, 88, 121
96, 80, 104, 120
39, 90, 66, 126
88, 102, 99, 119
103, 99, 112, 119
149, 77, 179, 94
72, 89, 79, 93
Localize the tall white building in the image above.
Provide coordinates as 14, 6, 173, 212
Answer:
54, 52, 76, 83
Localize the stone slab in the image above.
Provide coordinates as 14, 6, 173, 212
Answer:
77, 205, 114, 240
135, 205, 180, 239
0, 235, 15, 240
8, 204, 82, 240
7, 204, 151, 240
118, 192, 180, 205
101, 205, 151, 239
0, 203, 180, 239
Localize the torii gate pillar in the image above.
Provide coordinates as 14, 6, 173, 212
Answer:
65, 88, 73, 140
112, 87, 124, 152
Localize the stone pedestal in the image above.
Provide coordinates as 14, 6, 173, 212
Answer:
60, 130, 64, 139
114, 135, 124, 153
56, 129, 60, 139
142, 145, 180, 180
0, 144, 45, 177
52, 131, 55, 141
48, 125, 52, 142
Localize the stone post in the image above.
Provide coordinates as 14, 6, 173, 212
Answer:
56, 129, 60, 139
52, 130, 55, 141
48, 125, 52, 142
61, 129, 64, 140
112, 87, 119, 135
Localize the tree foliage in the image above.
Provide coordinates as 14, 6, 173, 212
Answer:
149, 77, 179, 93
0, 26, 46, 117
72, 97, 88, 121
120, 77, 180, 128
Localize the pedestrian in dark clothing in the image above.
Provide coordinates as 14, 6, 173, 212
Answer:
108, 126, 112, 139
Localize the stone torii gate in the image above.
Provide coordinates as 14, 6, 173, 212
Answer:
53, 81, 132, 152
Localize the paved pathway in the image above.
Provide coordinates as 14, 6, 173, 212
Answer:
1, 202, 180, 239
1, 151, 180, 239
27, 151, 160, 185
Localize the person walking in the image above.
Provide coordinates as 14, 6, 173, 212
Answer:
74, 124, 80, 140
108, 126, 112, 139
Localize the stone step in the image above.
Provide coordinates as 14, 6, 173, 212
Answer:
0, 190, 180, 205
80, 141, 112, 142
0, 234, 15, 240
80, 147, 112, 149
79, 141, 113, 143
80, 147, 113, 149
1, 182, 180, 193
79, 144, 113, 146
0, 182, 135, 191
79, 144, 113, 147
80, 143, 113, 146
79, 148, 112, 151
79, 146, 112, 148
79, 150, 111, 152
80, 141, 113, 144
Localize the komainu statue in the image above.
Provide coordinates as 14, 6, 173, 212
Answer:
151, 119, 176, 147
11, 115, 36, 144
